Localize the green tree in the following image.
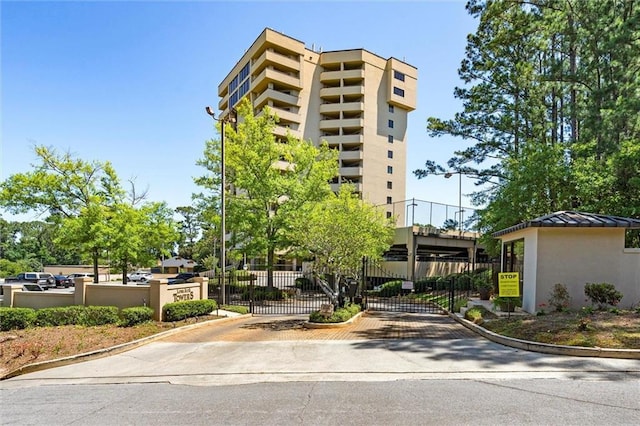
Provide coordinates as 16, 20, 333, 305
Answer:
175, 206, 200, 260
0, 146, 178, 281
196, 99, 338, 286
416, 0, 640, 253
0, 147, 124, 281
291, 185, 394, 295
106, 201, 178, 282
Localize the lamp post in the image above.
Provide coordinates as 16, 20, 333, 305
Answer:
406, 198, 417, 227
444, 171, 463, 233
205, 106, 236, 305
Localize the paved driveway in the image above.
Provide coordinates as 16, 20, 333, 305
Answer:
2, 311, 639, 389
161, 311, 478, 343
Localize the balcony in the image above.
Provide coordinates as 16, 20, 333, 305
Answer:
320, 85, 364, 99
252, 49, 300, 75
319, 118, 364, 131
339, 150, 363, 161
331, 182, 362, 193
254, 89, 300, 109
320, 69, 364, 83
339, 166, 363, 177
253, 67, 302, 93
319, 101, 364, 115
273, 125, 301, 139
327, 134, 363, 145
261, 106, 300, 124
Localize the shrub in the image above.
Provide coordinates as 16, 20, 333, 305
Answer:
242, 286, 284, 301
492, 296, 522, 312
0, 307, 36, 331
235, 271, 257, 282
34, 306, 119, 327
220, 304, 249, 315
414, 277, 441, 293
163, 299, 217, 322
584, 282, 623, 308
309, 303, 361, 323
464, 306, 486, 324
472, 270, 493, 290
35, 306, 84, 326
548, 283, 571, 312
378, 280, 403, 297
120, 306, 155, 327
453, 297, 468, 313
83, 306, 120, 326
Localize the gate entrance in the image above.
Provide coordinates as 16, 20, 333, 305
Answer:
362, 258, 472, 314
212, 269, 332, 315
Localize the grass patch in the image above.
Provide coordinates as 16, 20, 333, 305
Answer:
220, 305, 250, 315
481, 310, 640, 348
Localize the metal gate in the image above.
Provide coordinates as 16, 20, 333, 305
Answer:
211, 269, 332, 315
362, 258, 472, 314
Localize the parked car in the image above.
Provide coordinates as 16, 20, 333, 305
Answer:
22, 283, 46, 291
5, 272, 56, 290
128, 271, 153, 282
67, 272, 94, 285
53, 274, 73, 288
168, 272, 199, 285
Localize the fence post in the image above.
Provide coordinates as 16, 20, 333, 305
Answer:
249, 277, 254, 314
361, 257, 367, 308
448, 277, 455, 312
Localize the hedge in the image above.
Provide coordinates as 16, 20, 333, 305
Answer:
120, 306, 155, 327
35, 306, 120, 327
0, 307, 37, 331
163, 299, 218, 322
309, 303, 361, 323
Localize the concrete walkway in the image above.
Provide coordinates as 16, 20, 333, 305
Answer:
2, 312, 639, 389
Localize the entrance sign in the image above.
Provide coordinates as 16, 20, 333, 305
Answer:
498, 272, 520, 297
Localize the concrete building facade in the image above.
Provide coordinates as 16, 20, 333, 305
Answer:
217, 28, 417, 224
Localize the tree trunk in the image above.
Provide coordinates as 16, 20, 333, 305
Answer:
267, 248, 274, 288
92, 248, 99, 283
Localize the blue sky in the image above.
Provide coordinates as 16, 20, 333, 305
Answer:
1, 0, 479, 225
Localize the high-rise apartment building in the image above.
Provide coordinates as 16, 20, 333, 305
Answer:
217, 28, 417, 225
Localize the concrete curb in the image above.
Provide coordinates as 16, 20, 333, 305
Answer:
1, 313, 252, 380
303, 311, 365, 329
447, 311, 640, 359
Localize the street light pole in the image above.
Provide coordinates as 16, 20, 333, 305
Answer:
205, 106, 236, 305
445, 171, 463, 234
406, 198, 417, 227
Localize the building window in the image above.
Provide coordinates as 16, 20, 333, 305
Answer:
388, 135, 393, 143
388, 104, 394, 113
387, 181, 393, 189
393, 87, 405, 97
386, 211, 392, 219
387, 150, 393, 159
394, 70, 405, 81
387, 165, 393, 174
388, 119, 394, 128
386, 196, 392, 204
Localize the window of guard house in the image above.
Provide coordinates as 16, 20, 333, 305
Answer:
625, 229, 640, 248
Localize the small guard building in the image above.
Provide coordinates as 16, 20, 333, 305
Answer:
492, 211, 640, 313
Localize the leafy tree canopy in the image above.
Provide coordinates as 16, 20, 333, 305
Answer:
415, 0, 640, 254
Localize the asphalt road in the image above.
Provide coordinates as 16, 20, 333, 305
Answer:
2, 312, 639, 424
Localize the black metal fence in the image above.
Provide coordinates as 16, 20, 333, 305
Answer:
362, 258, 476, 314
209, 269, 332, 315
211, 259, 493, 315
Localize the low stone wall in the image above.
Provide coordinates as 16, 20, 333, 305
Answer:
1, 277, 209, 321
14, 291, 75, 310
